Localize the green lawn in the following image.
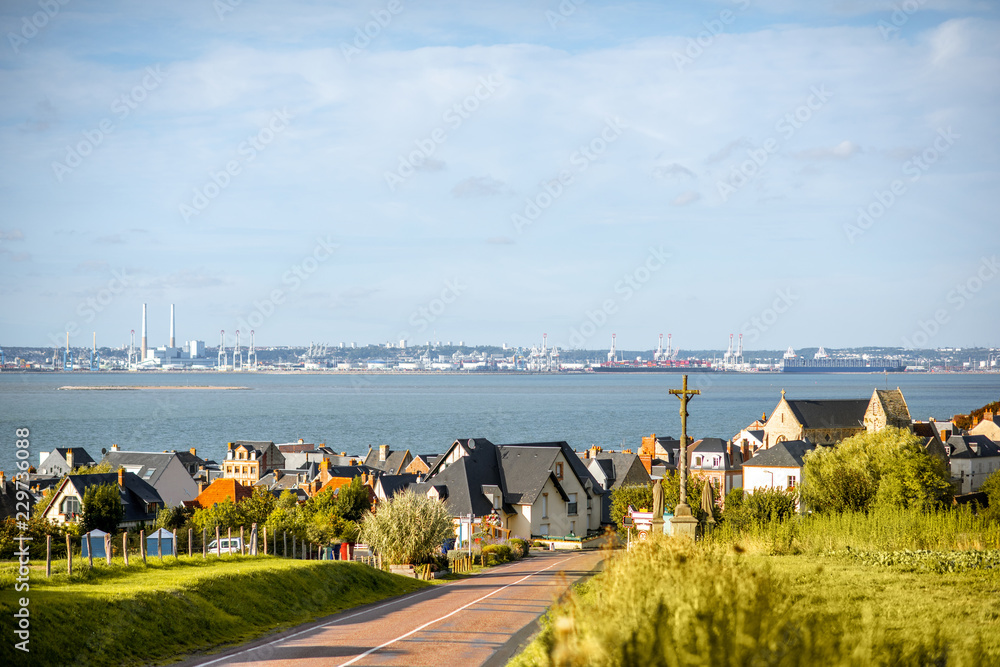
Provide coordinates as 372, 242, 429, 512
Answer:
0, 554, 428, 666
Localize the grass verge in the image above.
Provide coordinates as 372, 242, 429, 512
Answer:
508, 537, 998, 666
0, 554, 428, 666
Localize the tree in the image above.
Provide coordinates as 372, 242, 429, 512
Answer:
801, 427, 953, 513
359, 490, 453, 565
72, 461, 113, 475
980, 470, 1000, 521
191, 498, 244, 535
610, 483, 652, 531
265, 490, 306, 540
335, 477, 372, 522
240, 487, 277, 527
154, 505, 191, 531
81, 483, 125, 534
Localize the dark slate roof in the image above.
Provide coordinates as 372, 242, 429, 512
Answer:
425, 438, 496, 477
363, 448, 412, 474
499, 441, 602, 498
413, 456, 491, 517
497, 446, 561, 505
55, 447, 97, 465
101, 451, 180, 487
947, 435, 1000, 459
231, 441, 274, 454
745, 440, 815, 468
0, 478, 26, 521
588, 452, 646, 490
66, 472, 163, 523
785, 399, 869, 430
378, 473, 419, 499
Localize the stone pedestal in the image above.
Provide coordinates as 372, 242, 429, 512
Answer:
651, 516, 664, 535
669, 503, 699, 539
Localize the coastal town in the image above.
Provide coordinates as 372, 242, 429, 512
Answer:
6, 387, 998, 549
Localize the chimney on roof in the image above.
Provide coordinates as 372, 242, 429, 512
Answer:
66, 449, 74, 471
274, 469, 282, 483
197, 480, 205, 494
111, 444, 120, 452
298, 438, 304, 444
0, 471, 5, 487
189, 448, 197, 457
340, 452, 346, 457
588, 445, 599, 459
117, 467, 125, 487
379, 444, 389, 462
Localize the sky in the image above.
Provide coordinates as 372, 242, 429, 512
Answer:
1, 0, 998, 353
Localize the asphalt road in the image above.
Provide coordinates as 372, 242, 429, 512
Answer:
182, 549, 606, 667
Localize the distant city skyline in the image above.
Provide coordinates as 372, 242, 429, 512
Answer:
1, 1, 998, 349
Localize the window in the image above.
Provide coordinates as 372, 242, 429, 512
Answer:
555, 462, 564, 480
713, 456, 721, 468
694, 456, 702, 467
539, 524, 550, 536
568, 493, 578, 515
787, 475, 797, 489
62, 497, 80, 516
542, 493, 548, 518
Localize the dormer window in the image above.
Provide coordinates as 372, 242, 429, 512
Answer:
555, 462, 564, 480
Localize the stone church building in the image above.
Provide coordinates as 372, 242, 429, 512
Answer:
762, 388, 911, 448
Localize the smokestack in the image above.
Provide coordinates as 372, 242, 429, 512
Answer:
170, 304, 176, 348
141, 303, 148, 362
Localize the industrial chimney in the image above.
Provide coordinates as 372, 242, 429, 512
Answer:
141, 303, 148, 362
169, 303, 176, 348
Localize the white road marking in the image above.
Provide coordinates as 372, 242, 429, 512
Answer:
193, 551, 582, 667
336, 554, 577, 667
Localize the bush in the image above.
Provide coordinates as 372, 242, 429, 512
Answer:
482, 543, 513, 565
358, 490, 454, 565
743, 487, 798, 526
509, 538, 530, 558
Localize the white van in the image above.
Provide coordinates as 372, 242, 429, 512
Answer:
207, 537, 243, 554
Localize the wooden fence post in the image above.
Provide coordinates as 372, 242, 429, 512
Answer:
123, 532, 129, 567
157, 530, 163, 563
173, 529, 178, 561
87, 532, 94, 569
216, 526, 221, 556
46, 535, 51, 577
105, 534, 111, 566
283, 532, 287, 558
189, 528, 193, 557
292, 535, 296, 559
140, 529, 146, 564
228, 527, 232, 555
202, 528, 207, 559
250, 523, 257, 556
240, 526, 245, 555
263, 526, 268, 555
66, 535, 72, 576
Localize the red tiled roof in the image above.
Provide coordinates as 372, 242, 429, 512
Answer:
192, 479, 253, 509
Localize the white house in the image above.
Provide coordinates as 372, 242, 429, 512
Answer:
742, 439, 815, 511
946, 435, 1000, 495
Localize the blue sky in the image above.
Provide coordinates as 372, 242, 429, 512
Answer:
1, 0, 998, 352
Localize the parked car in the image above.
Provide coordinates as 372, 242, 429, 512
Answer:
207, 537, 243, 554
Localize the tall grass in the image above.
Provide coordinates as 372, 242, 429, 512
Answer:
512, 537, 979, 667
707, 505, 1000, 554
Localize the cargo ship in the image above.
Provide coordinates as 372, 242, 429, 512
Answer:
779, 347, 906, 373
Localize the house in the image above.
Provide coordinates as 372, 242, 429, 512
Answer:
406, 454, 438, 475
762, 390, 869, 446
373, 473, 420, 502
412, 438, 603, 541
37, 447, 96, 476
184, 478, 253, 510
911, 422, 950, 462
0, 471, 29, 521
743, 440, 815, 511
41, 469, 164, 529
173, 448, 206, 476
969, 415, 1000, 441
731, 428, 766, 455
221, 441, 285, 486
579, 446, 650, 524
864, 388, 912, 432
313, 461, 379, 497
945, 435, 1000, 495
253, 468, 312, 501
276, 441, 361, 470
363, 445, 413, 475
687, 438, 747, 499
101, 448, 199, 507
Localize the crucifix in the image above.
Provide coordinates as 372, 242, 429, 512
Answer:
669, 374, 700, 536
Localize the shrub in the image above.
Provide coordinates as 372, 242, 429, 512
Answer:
743, 487, 798, 526
509, 538, 530, 558
482, 543, 513, 565
358, 490, 453, 565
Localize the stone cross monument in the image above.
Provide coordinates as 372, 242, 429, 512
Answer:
669, 374, 700, 538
